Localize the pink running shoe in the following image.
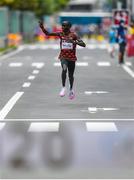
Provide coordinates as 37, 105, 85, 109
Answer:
69, 90, 75, 100
59, 87, 66, 97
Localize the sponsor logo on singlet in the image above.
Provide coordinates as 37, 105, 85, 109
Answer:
61, 40, 73, 49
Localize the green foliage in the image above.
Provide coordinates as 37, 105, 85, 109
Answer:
35, 0, 55, 18
0, 0, 70, 17
53, 0, 70, 11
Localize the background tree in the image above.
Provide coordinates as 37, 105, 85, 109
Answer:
0, 0, 70, 18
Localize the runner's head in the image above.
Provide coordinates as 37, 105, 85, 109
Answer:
62, 21, 72, 32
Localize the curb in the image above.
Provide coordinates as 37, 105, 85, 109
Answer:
0, 47, 17, 56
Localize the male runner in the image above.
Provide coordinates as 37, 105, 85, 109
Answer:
39, 21, 86, 99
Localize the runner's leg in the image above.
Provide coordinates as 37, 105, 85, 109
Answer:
61, 59, 68, 87
68, 61, 75, 99
119, 43, 126, 64
68, 61, 75, 90
59, 59, 68, 97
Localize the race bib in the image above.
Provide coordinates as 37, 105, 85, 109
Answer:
62, 42, 73, 49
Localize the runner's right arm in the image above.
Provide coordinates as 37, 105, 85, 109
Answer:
39, 21, 60, 36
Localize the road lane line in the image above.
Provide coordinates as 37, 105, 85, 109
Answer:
28, 122, 59, 132
85, 91, 109, 95
125, 62, 132, 66
22, 82, 31, 88
0, 122, 6, 130
76, 62, 88, 66
103, 108, 118, 111
122, 64, 134, 78
32, 62, 45, 69
88, 107, 97, 113
88, 107, 118, 113
54, 62, 88, 67
0, 92, 24, 120
2, 118, 134, 121
28, 75, 35, 80
54, 62, 61, 67
97, 62, 111, 66
9, 62, 23, 67
32, 70, 40, 74
86, 122, 118, 132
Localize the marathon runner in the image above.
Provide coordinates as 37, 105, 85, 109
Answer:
39, 21, 86, 99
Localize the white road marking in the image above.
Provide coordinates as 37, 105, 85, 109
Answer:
122, 64, 134, 78
28, 122, 59, 132
103, 108, 118, 111
2, 118, 134, 121
32, 62, 45, 69
76, 62, 88, 66
54, 62, 61, 67
22, 82, 31, 88
86, 122, 118, 132
0, 92, 24, 120
97, 62, 111, 66
88, 107, 118, 113
9, 62, 23, 67
88, 107, 97, 113
32, 70, 40, 74
85, 91, 109, 95
54, 62, 88, 67
125, 62, 132, 66
28, 75, 35, 80
0, 122, 6, 130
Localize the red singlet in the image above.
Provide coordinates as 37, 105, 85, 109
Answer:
58, 32, 78, 61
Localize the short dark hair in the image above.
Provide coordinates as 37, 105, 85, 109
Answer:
62, 21, 72, 28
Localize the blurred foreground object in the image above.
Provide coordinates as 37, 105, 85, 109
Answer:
7, 33, 22, 46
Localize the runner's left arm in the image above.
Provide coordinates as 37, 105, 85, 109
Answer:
75, 37, 86, 47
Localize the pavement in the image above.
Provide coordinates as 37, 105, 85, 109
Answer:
0, 40, 134, 179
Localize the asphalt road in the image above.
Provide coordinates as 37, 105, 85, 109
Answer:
0, 40, 134, 179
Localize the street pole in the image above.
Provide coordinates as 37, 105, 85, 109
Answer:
117, 1, 122, 10
132, 0, 134, 20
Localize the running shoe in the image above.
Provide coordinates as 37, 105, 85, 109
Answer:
69, 90, 75, 100
59, 87, 66, 97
